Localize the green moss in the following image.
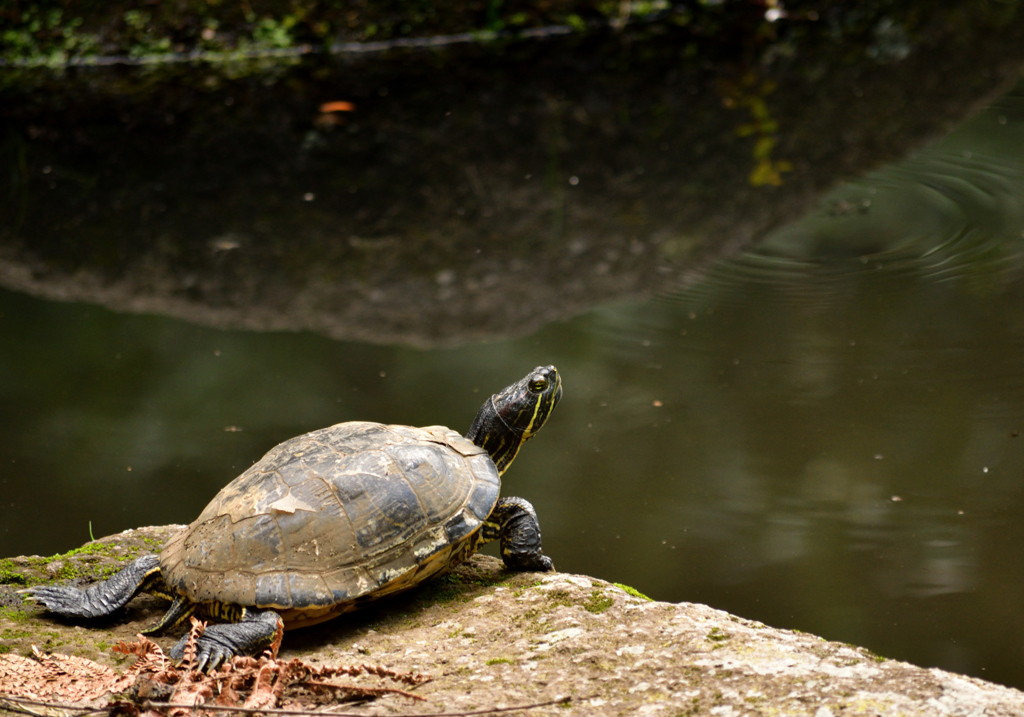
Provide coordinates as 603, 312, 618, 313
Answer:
0, 1, 654, 68
613, 582, 652, 601
0, 607, 30, 623
583, 590, 614, 614
566, 14, 587, 32
251, 16, 297, 50
0, 629, 31, 639
546, 589, 574, 608
707, 627, 729, 643
1, 542, 145, 588
511, 607, 543, 630
59, 541, 131, 561
1, 6, 99, 65
485, 657, 512, 665
0, 562, 28, 585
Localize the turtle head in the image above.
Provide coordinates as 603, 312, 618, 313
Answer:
466, 365, 562, 475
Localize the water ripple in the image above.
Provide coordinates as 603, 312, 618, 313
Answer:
669, 102, 1024, 309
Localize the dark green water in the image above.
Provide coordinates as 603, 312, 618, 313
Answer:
4, 70, 1024, 693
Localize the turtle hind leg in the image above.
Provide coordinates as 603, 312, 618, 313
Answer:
169, 610, 283, 672
19, 554, 162, 619
141, 595, 197, 635
483, 496, 554, 572
143, 595, 245, 636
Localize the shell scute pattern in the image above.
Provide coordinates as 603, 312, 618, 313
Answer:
174, 514, 235, 574
321, 562, 375, 600
385, 424, 430, 443
278, 474, 347, 527
314, 421, 391, 454
162, 421, 501, 611
286, 571, 334, 607
216, 570, 258, 607
409, 524, 452, 562
426, 427, 488, 457
464, 454, 501, 520
441, 512, 475, 546
383, 443, 463, 522
254, 572, 290, 608
274, 509, 340, 569
199, 471, 288, 526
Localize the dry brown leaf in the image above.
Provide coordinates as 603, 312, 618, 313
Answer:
0, 647, 120, 702
319, 101, 356, 112
266, 616, 284, 662
309, 661, 432, 686
1, 639, 430, 717
241, 662, 279, 711
212, 680, 241, 707
109, 635, 170, 694
166, 677, 214, 717
177, 618, 206, 672
112, 635, 167, 664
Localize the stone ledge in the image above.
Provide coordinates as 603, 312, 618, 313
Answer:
2, 527, 1022, 716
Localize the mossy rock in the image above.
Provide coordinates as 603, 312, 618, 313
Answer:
0, 525, 183, 665
4, 527, 1024, 716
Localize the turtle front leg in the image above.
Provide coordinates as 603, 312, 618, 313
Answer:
483, 496, 554, 572
170, 610, 283, 672
19, 554, 162, 619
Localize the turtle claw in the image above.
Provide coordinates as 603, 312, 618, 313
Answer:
170, 611, 282, 672
489, 496, 554, 573
20, 585, 89, 616
19, 584, 122, 619
504, 552, 554, 573
170, 627, 235, 672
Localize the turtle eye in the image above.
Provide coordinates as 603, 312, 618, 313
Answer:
529, 378, 549, 393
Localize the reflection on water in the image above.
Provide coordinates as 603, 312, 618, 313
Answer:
760, 88, 1024, 279
623, 83, 1024, 684
4, 81, 1024, 694
7, 12, 1024, 349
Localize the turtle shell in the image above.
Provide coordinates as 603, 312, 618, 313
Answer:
160, 421, 500, 618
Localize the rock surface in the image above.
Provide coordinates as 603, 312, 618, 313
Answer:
3, 526, 1024, 716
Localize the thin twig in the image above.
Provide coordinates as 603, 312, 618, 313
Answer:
0, 695, 99, 717
0, 696, 88, 709
142, 696, 573, 717
303, 681, 425, 702
0, 692, 575, 717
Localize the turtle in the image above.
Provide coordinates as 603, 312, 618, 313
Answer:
23, 365, 562, 671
